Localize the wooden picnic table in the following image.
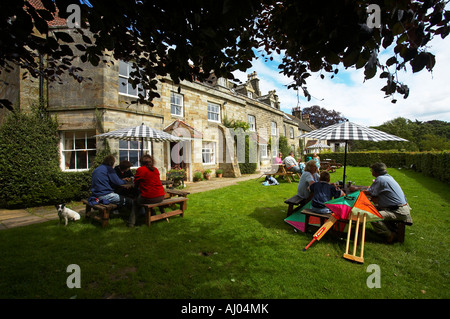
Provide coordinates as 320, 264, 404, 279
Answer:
264, 164, 300, 183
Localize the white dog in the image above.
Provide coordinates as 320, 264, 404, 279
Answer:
56, 204, 81, 226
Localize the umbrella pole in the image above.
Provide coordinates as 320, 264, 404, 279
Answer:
141, 137, 144, 160
342, 141, 348, 186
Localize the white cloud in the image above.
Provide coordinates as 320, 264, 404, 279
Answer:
233, 36, 450, 127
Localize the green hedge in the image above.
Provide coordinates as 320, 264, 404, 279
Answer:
310, 151, 450, 183
0, 109, 92, 208
238, 135, 257, 174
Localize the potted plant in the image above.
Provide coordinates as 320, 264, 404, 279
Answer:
203, 169, 212, 180
216, 168, 223, 178
193, 171, 203, 182
166, 166, 186, 187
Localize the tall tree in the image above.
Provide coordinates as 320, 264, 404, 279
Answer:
1, 0, 449, 110
351, 117, 450, 151
302, 105, 347, 128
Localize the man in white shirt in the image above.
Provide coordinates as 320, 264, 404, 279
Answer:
282, 152, 301, 173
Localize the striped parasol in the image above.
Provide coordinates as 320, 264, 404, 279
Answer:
95, 123, 182, 158
299, 120, 408, 184
306, 142, 331, 149
299, 121, 408, 142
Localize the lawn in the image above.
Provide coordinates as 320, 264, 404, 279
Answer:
0, 166, 448, 300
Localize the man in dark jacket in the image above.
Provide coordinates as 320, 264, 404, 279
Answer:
90, 155, 131, 207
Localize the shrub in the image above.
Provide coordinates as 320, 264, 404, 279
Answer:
318, 151, 450, 183
0, 108, 92, 208
238, 135, 257, 174
193, 171, 203, 182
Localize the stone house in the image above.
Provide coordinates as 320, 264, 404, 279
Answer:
0, 3, 317, 181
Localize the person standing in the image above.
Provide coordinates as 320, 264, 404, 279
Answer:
128, 154, 165, 227
350, 162, 412, 243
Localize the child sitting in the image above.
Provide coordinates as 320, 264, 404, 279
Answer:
309, 171, 345, 214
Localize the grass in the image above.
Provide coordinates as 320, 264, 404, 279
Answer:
0, 166, 448, 299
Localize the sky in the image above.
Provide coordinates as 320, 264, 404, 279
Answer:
232, 36, 450, 127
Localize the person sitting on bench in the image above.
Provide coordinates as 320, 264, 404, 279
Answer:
282, 151, 301, 173
296, 160, 320, 202
309, 171, 345, 214
349, 162, 412, 243
128, 154, 165, 227
90, 155, 132, 209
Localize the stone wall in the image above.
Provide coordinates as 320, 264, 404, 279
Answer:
1, 26, 316, 180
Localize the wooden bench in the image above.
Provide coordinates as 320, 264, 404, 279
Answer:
265, 164, 300, 183
82, 199, 118, 228
284, 195, 309, 217
386, 220, 413, 243
300, 208, 345, 233
141, 196, 188, 226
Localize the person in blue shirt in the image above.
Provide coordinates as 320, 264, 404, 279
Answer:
350, 162, 412, 243
309, 171, 345, 214
90, 155, 132, 208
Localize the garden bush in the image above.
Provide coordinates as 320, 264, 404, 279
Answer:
312, 151, 450, 183
0, 108, 91, 208
238, 135, 257, 174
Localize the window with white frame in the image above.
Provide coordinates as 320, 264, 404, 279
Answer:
248, 115, 256, 132
61, 131, 96, 171
247, 91, 253, 98
207, 102, 221, 122
202, 141, 215, 164
260, 144, 268, 158
118, 60, 144, 97
271, 121, 277, 136
171, 91, 183, 116
119, 140, 151, 168
290, 127, 294, 138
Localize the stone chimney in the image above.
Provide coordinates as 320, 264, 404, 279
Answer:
292, 106, 302, 119
247, 71, 260, 97
302, 113, 311, 125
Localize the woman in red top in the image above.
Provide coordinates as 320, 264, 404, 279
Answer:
128, 154, 165, 227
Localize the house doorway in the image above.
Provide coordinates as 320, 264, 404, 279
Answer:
169, 140, 191, 181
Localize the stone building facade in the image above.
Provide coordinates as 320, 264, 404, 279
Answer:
0, 16, 317, 181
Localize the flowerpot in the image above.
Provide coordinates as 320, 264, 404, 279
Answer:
216, 173, 223, 178
204, 175, 211, 180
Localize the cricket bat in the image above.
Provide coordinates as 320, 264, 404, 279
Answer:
303, 214, 338, 251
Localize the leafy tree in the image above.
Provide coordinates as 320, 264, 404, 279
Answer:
420, 134, 450, 151
351, 117, 450, 151
278, 135, 291, 159
301, 105, 347, 128
1, 0, 449, 110
257, 0, 450, 103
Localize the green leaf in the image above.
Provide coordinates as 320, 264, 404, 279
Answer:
54, 32, 74, 43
